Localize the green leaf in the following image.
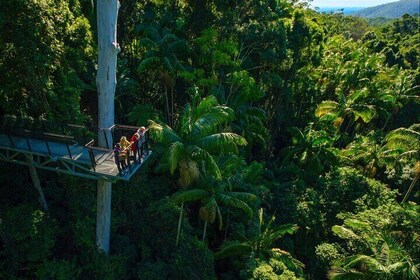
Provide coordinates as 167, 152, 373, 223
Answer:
214, 241, 253, 260
351, 104, 376, 123
344, 219, 371, 231
163, 57, 174, 73
267, 224, 299, 243
137, 56, 160, 73
197, 133, 247, 154
167, 142, 185, 174
148, 120, 182, 144
332, 225, 359, 240
139, 37, 157, 49
315, 101, 340, 118
187, 146, 221, 179
172, 189, 208, 204
218, 194, 253, 218
229, 192, 257, 202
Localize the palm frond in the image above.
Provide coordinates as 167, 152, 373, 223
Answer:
167, 141, 185, 174
328, 266, 366, 280
179, 103, 192, 135
219, 155, 245, 176
148, 120, 181, 144
343, 219, 372, 231
287, 127, 306, 144
315, 101, 340, 118
163, 57, 174, 73
351, 104, 377, 123
343, 255, 384, 271
271, 248, 305, 275
194, 95, 219, 117
246, 107, 266, 119
197, 132, 247, 154
280, 146, 303, 165
214, 241, 253, 260
169, 40, 189, 54
229, 192, 257, 202
218, 194, 253, 219
386, 127, 420, 150
332, 225, 359, 240
187, 145, 222, 179
172, 189, 208, 204
143, 27, 161, 42
350, 88, 369, 103
139, 37, 158, 49
267, 224, 299, 243
190, 107, 235, 139
137, 56, 160, 73
160, 33, 180, 44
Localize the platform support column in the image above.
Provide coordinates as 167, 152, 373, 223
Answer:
27, 154, 49, 213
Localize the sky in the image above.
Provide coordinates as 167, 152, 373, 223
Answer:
310, 0, 399, 7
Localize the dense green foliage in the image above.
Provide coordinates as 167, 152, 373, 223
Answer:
0, 0, 419, 279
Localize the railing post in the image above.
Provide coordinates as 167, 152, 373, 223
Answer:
44, 138, 52, 156
7, 134, 15, 148
41, 123, 52, 156
111, 127, 115, 148
145, 130, 149, 153
88, 148, 96, 172
25, 136, 32, 152
65, 143, 72, 159
103, 129, 110, 149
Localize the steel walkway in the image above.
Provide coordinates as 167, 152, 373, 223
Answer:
0, 116, 151, 182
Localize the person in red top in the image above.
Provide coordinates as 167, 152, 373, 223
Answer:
130, 132, 140, 163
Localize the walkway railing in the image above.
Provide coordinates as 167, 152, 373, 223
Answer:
85, 124, 150, 171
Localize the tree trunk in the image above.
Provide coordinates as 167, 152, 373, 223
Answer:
27, 155, 48, 213
176, 200, 184, 246
224, 212, 230, 241
202, 220, 207, 241
164, 83, 170, 125
96, 0, 120, 255
171, 85, 174, 127
402, 172, 419, 203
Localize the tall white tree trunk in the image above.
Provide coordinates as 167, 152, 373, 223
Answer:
96, 0, 120, 254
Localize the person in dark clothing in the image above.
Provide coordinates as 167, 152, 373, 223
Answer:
114, 143, 127, 175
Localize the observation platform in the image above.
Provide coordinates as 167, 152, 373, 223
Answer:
0, 116, 151, 182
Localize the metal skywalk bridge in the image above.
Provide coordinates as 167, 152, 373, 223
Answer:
0, 116, 151, 182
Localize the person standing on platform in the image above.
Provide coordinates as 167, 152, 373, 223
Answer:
137, 126, 146, 158
119, 136, 132, 169
130, 132, 140, 163
113, 143, 127, 175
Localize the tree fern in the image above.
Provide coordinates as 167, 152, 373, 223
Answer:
172, 189, 208, 204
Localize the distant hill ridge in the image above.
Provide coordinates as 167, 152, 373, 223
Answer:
350, 0, 420, 18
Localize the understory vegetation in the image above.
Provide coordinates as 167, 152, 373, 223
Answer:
0, 0, 419, 279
